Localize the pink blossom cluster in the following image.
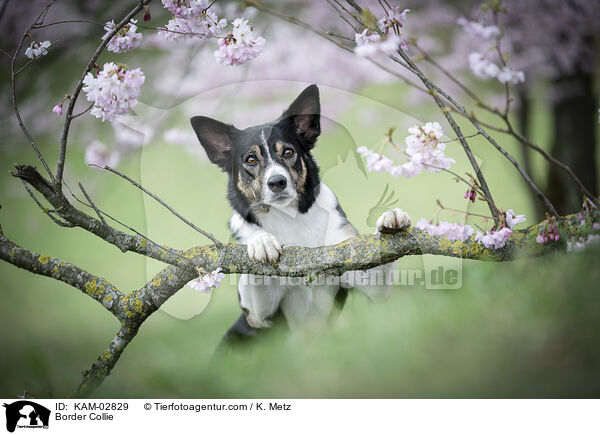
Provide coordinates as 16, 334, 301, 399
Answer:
356, 122, 455, 179
536, 223, 560, 244
405, 122, 455, 174
460, 17, 525, 85
103, 19, 143, 53
415, 218, 514, 249
214, 18, 266, 66
415, 218, 474, 242
377, 6, 410, 35
25, 40, 51, 59
187, 268, 225, 293
468, 52, 525, 84
457, 17, 500, 40
82, 62, 145, 122
160, 0, 226, 41
354, 8, 409, 58
475, 227, 513, 249
354, 29, 402, 57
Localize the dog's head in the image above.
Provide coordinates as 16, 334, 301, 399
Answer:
191, 85, 322, 222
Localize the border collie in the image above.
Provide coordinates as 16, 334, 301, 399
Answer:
191, 84, 410, 341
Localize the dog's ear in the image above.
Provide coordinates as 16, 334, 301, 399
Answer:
190, 116, 237, 171
279, 84, 321, 148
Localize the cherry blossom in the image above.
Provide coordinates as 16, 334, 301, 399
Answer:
82, 62, 145, 122
25, 40, 51, 59
103, 19, 143, 53
187, 268, 225, 293
377, 7, 410, 34
356, 122, 454, 179
497, 67, 525, 84
161, 0, 226, 41
475, 227, 513, 249
469, 52, 500, 79
404, 122, 455, 174
375, 6, 410, 51
354, 29, 401, 57
214, 18, 266, 66
457, 18, 500, 40
415, 219, 474, 242
52, 104, 63, 115
505, 209, 526, 228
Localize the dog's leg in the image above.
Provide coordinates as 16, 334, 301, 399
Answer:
230, 212, 283, 262
238, 275, 286, 328
229, 212, 286, 328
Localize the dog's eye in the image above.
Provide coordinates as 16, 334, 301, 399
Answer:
245, 155, 258, 165
283, 148, 295, 158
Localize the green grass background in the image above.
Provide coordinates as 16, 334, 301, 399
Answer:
1, 62, 599, 398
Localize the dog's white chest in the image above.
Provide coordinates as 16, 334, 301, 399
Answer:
259, 184, 355, 247
259, 204, 329, 247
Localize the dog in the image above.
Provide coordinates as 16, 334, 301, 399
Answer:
191, 84, 411, 343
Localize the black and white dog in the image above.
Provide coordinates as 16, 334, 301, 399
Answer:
191, 84, 410, 341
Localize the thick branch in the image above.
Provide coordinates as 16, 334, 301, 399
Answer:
0, 230, 124, 318
131, 213, 587, 322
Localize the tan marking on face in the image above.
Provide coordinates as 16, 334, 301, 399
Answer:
276, 141, 305, 192
296, 157, 307, 193
237, 145, 268, 204
276, 141, 297, 165
237, 172, 256, 202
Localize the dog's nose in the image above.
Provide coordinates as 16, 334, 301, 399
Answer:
267, 175, 287, 192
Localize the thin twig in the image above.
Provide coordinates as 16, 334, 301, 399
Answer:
32, 19, 104, 28
76, 180, 109, 228
10, 1, 57, 183
91, 164, 222, 247
71, 102, 94, 119
21, 181, 74, 227
69, 180, 195, 268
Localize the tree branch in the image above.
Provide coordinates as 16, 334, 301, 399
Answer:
11, 164, 194, 268
91, 164, 222, 247
73, 325, 137, 398
0, 230, 125, 319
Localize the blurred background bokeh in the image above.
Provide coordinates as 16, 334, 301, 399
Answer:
0, 0, 599, 398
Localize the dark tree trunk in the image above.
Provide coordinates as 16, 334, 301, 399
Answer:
546, 72, 597, 214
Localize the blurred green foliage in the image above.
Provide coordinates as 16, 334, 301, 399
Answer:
1, 45, 599, 398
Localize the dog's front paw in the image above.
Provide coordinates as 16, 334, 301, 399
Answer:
247, 231, 283, 262
376, 208, 411, 234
